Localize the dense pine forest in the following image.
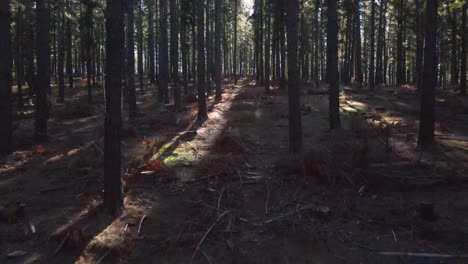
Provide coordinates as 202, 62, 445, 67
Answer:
0, 0, 467, 263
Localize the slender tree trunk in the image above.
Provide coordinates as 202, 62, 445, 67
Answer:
170, 0, 181, 111
57, 5, 65, 103
314, 0, 320, 88
127, 0, 137, 118
327, 0, 340, 129
148, 0, 155, 85
66, 0, 73, 90
461, 2, 466, 95
354, 0, 363, 87
159, 0, 169, 103
137, 0, 144, 92
264, 0, 271, 94
0, 0, 13, 155
16, 6, 24, 108
181, 4, 188, 95
369, 0, 376, 92
35, 0, 50, 141
233, 0, 238, 84
192, 19, 197, 87
215, 0, 222, 100
450, 9, 458, 86
206, 0, 212, 94
415, 0, 423, 91
286, 0, 302, 154
418, 0, 438, 146
396, 0, 404, 85
104, 0, 124, 215
197, 0, 207, 120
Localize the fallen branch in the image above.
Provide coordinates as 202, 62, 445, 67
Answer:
189, 211, 231, 264
51, 232, 70, 256
263, 204, 330, 224
137, 215, 147, 239
40, 176, 94, 194
377, 251, 468, 259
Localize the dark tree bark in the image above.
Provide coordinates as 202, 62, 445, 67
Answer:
66, 0, 73, 90
104, 0, 124, 215
353, 0, 363, 87
197, 0, 207, 120
461, 2, 466, 95
57, 4, 65, 103
15, 6, 24, 108
206, 0, 212, 94
0, 0, 13, 155
286, 0, 302, 154
159, 0, 169, 103
415, 0, 423, 91
233, 0, 238, 85
192, 16, 197, 87
137, 0, 143, 92
83, 3, 94, 103
170, 0, 181, 111
127, 0, 137, 118
418, 0, 438, 146
148, 0, 155, 85
369, 0, 376, 92
35, 0, 50, 141
314, 0, 320, 88
215, 0, 222, 100
279, 0, 286, 90
264, 0, 271, 94
181, 0, 189, 95
396, 0, 404, 85
450, 9, 458, 86
327, 0, 341, 130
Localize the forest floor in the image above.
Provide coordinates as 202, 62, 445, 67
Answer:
1, 79, 468, 264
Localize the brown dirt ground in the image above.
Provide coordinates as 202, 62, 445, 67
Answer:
1, 79, 468, 264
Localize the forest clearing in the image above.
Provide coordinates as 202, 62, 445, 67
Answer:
0, 0, 467, 263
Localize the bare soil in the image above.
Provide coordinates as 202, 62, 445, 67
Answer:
1, 79, 468, 264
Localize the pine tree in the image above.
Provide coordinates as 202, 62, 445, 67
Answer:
0, 0, 12, 155
418, 0, 438, 146
104, 0, 124, 215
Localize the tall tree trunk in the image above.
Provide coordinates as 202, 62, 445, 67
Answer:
353, 0, 363, 87
104, 0, 124, 215
197, 0, 207, 120
57, 5, 65, 103
0, 0, 12, 155
170, 0, 181, 111
206, 0, 212, 94
127, 0, 137, 118
314, 0, 320, 88
280, 0, 286, 90
159, 0, 169, 103
369, 0, 376, 92
66, 0, 73, 90
286, 0, 302, 154
450, 9, 458, 86
181, 2, 189, 95
137, 0, 144, 92
396, 0, 404, 85
148, 0, 155, 85
461, 2, 466, 95
264, 0, 271, 94
327, 0, 340, 129
16, 6, 24, 108
415, 0, 423, 90
418, 0, 438, 146
215, 0, 222, 100
233, 0, 238, 84
192, 18, 197, 87
35, 0, 50, 141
